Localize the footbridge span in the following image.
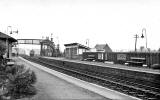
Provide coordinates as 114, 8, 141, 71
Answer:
16, 39, 60, 57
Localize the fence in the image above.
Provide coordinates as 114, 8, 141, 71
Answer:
107, 52, 160, 66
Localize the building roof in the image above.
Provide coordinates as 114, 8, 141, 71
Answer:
0, 32, 17, 42
95, 44, 112, 52
64, 43, 90, 49
95, 44, 105, 50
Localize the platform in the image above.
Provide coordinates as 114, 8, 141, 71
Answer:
18, 57, 140, 100
42, 56, 160, 75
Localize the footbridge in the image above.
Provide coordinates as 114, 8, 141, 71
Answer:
16, 39, 60, 57
17, 39, 42, 45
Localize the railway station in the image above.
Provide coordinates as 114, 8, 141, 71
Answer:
1, 1, 160, 100
1, 30, 160, 100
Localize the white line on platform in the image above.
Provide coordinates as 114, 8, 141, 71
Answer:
19, 57, 141, 100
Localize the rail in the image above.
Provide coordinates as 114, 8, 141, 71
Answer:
22, 56, 160, 100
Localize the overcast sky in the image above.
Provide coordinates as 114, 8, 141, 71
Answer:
0, 0, 160, 51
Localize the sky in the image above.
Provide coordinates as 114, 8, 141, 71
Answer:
0, 0, 160, 51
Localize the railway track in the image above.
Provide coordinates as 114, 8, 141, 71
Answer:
22, 56, 160, 100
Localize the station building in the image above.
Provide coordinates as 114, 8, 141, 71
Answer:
94, 44, 112, 52
83, 44, 112, 61
0, 32, 17, 58
64, 43, 90, 59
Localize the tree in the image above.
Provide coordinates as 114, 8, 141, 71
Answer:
0, 64, 37, 100
5, 65, 37, 99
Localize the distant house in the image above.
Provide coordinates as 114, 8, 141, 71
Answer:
94, 44, 112, 52
64, 43, 90, 59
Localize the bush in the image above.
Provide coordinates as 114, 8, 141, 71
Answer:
1, 64, 37, 99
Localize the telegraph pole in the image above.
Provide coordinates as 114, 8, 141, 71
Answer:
134, 34, 139, 52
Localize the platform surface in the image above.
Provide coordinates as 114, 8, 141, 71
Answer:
43, 56, 160, 75
17, 57, 141, 100
16, 57, 107, 100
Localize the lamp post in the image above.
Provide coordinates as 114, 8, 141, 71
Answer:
7, 26, 18, 35
86, 39, 89, 47
141, 28, 147, 49
7, 26, 12, 34
6, 26, 18, 58
50, 33, 53, 42
134, 28, 147, 52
